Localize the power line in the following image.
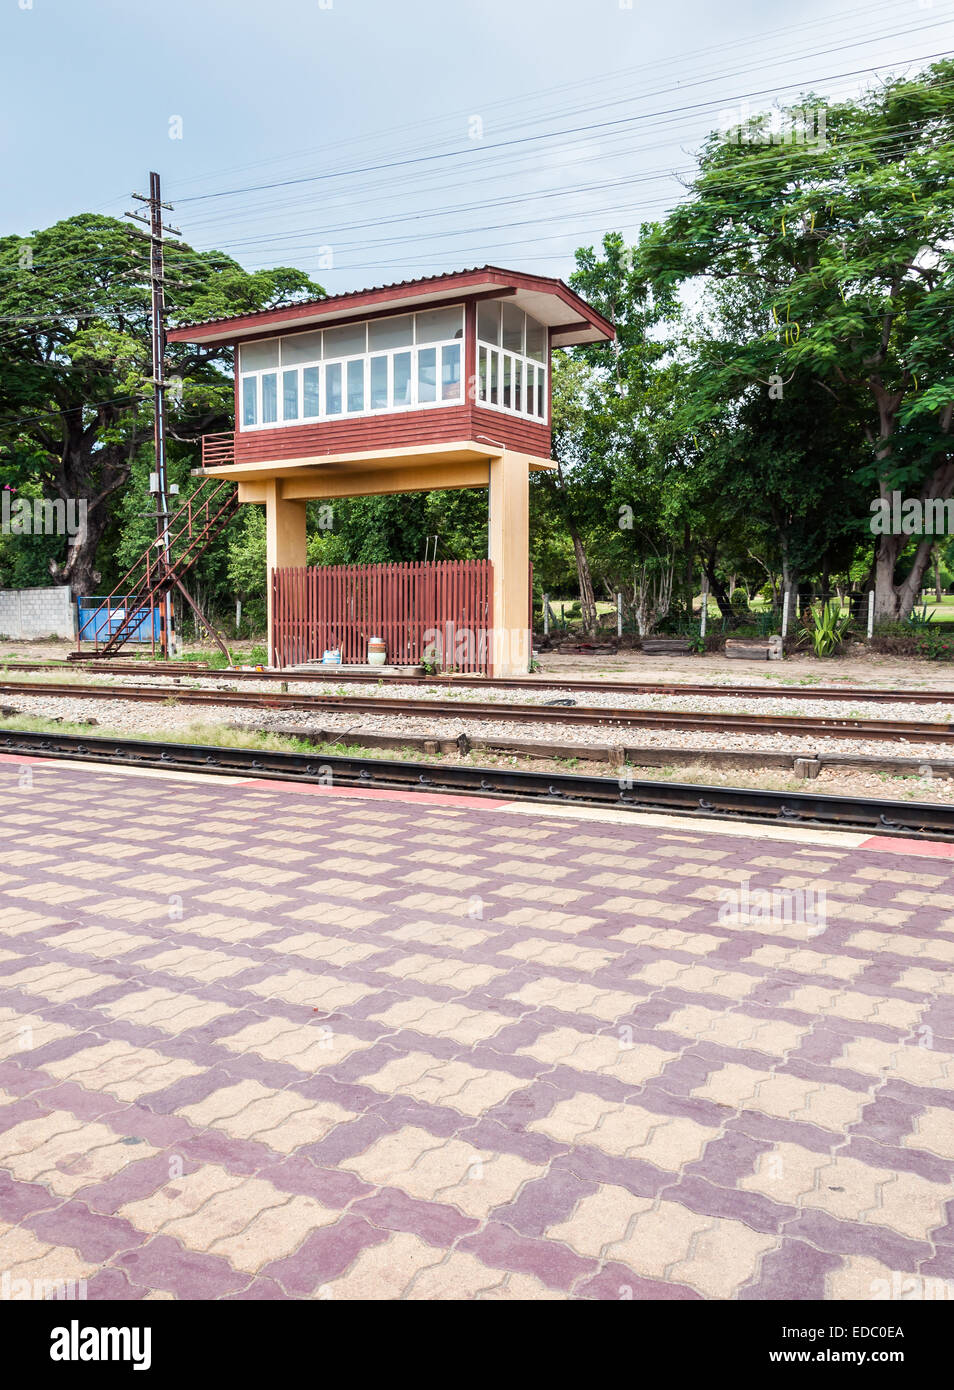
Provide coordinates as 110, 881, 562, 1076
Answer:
176, 42, 954, 207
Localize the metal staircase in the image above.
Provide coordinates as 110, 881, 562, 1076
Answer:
71, 478, 239, 660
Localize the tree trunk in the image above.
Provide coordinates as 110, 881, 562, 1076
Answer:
935, 544, 943, 604
47, 500, 110, 596
570, 531, 598, 635
869, 384, 953, 620
46, 431, 134, 597
702, 547, 738, 626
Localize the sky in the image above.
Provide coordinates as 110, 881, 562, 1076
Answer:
3, 0, 954, 295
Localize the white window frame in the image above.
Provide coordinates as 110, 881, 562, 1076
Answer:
475, 343, 548, 423
237, 308, 465, 432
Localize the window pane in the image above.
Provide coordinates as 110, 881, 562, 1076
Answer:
281, 331, 323, 366
441, 343, 461, 401
488, 350, 498, 405
370, 355, 388, 409
415, 306, 464, 344
514, 359, 523, 414
303, 366, 320, 418
240, 339, 279, 371
325, 362, 342, 415
525, 316, 545, 362
282, 369, 299, 421
502, 303, 524, 353
417, 346, 437, 402
502, 355, 512, 410
393, 351, 412, 406
241, 377, 257, 427
478, 346, 488, 402
525, 363, 535, 415
346, 358, 365, 412
368, 314, 413, 350
537, 371, 545, 419
261, 372, 278, 424
324, 322, 366, 358
477, 300, 500, 345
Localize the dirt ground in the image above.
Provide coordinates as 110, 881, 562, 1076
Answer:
535, 647, 954, 691
7, 636, 954, 695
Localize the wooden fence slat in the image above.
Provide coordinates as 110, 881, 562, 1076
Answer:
272, 559, 495, 673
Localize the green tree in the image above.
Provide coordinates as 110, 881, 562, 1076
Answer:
0, 213, 322, 595
640, 62, 954, 619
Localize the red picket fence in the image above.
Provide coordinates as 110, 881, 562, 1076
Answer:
272, 560, 494, 673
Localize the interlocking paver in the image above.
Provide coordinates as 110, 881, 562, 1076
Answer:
2, 759, 954, 1300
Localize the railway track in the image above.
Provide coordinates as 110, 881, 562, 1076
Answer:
4, 659, 954, 705
3, 727, 953, 839
0, 677, 952, 743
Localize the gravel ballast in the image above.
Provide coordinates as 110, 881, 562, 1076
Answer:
3, 689, 952, 763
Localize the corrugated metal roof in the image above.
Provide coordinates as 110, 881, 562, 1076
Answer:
173, 265, 511, 330
167, 265, 580, 332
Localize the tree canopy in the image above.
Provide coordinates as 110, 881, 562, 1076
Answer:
2, 60, 954, 637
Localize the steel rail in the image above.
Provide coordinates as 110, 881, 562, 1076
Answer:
3, 728, 954, 840
4, 659, 954, 705
0, 678, 952, 742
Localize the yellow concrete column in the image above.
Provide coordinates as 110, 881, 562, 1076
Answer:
264, 479, 307, 665
487, 451, 530, 676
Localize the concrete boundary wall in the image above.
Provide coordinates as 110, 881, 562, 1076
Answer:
0, 586, 75, 639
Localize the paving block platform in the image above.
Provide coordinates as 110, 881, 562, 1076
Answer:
0, 760, 953, 1300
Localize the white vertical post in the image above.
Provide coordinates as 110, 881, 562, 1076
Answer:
543, 594, 549, 637
235, 599, 242, 633
781, 588, 790, 640
867, 589, 875, 640
616, 592, 622, 637
700, 572, 708, 640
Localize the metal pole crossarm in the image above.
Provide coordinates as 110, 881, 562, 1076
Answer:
132, 191, 175, 210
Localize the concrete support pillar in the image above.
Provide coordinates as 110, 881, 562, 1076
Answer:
487, 451, 530, 676
264, 479, 307, 665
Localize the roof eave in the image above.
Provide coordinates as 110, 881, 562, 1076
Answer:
166, 265, 614, 346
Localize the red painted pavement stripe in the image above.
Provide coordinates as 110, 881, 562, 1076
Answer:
0, 752, 49, 765
859, 835, 954, 858
238, 777, 511, 809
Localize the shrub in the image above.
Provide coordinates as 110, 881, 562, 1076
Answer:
915, 629, 954, 660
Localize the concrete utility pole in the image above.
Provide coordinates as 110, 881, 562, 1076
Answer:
127, 173, 180, 658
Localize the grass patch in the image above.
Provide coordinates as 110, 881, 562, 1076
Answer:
177, 645, 268, 669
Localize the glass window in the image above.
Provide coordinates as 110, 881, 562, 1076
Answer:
441, 343, 461, 401
415, 306, 464, 344
488, 350, 499, 405
370, 355, 388, 409
324, 321, 367, 358
537, 371, 545, 419
282, 370, 299, 421
240, 339, 279, 371
393, 351, 412, 406
477, 300, 500, 345
303, 366, 320, 418
502, 355, 512, 410
281, 331, 323, 365
514, 359, 523, 414
502, 303, 524, 353
368, 314, 413, 350
261, 372, 278, 424
325, 362, 342, 415
525, 316, 545, 362
241, 377, 257, 427
346, 358, 365, 412
478, 347, 488, 402
417, 346, 437, 402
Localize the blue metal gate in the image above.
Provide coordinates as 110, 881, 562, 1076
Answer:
77, 596, 160, 644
